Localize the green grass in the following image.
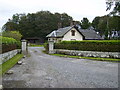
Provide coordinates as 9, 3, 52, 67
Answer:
0, 54, 23, 75
50, 54, 120, 62
29, 44, 43, 47
42, 50, 48, 54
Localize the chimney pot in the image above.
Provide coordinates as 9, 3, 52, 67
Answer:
70, 21, 76, 26
58, 22, 62, 29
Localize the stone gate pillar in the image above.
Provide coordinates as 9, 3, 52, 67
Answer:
48, 41, 54, 54
21, 39, 27, 55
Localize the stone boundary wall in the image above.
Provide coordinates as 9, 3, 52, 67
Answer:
0, 49, 21, 64
54, 49, 120, 59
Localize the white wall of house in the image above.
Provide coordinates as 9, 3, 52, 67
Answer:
63, 28, 83, 41
48, 28, 83, 42
48, 38, 63, 43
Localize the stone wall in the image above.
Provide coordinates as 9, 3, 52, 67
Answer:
0, 49, 21, 64
54, 49, 120, 59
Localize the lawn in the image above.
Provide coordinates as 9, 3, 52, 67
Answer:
29, 44, 43, 47
51, 54, 120, 62
0, 54, 23, 75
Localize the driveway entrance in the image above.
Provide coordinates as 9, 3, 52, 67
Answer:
2, 47, 118, 88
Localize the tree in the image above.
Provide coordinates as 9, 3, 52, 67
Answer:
108, 16, 120, 31
96, 16, 109, 37
3, 11, 73, 42
12, 13, 20, 24
92, 16, 101, 32
81, 18, 91, 29
93, 15, 120, 40
60, 13, 73, 27
106, 1, 120, 15
3, 21, 18, 31
2, 13, 26, 32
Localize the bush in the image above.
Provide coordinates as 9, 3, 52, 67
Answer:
16, 41, 21, 49
54, 40, 120, 52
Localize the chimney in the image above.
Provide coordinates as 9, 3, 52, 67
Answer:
58, 22, 62, 29
70, 21, 76, 26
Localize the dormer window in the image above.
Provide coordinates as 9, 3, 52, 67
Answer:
71, 30, 75, 36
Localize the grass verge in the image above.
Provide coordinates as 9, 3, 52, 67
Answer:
0, 54, 23, 75
50, 53, 120, 62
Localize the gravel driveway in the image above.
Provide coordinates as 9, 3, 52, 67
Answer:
2, 47, 118, 88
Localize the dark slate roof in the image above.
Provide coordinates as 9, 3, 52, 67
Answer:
79, 29, 102, 39
46, 25, 102, 39
46, 26, 74, 38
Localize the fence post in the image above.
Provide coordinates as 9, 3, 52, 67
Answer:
21, 39, 27, 55
48, 40, 54, 54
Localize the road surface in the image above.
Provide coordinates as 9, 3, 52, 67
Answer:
2, 47, 118, 88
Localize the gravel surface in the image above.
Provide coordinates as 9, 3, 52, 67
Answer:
2, 47, 119, 88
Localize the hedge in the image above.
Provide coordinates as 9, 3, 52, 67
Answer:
0, 36, 21, 53
2, 44, 17, 53
54, 40, 120, 52
44, 43, 49, 53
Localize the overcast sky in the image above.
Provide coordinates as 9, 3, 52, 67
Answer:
0, 0, 111, 28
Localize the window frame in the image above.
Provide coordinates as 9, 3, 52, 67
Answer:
71, 30, 75, 36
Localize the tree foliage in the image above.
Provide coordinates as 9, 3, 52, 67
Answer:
97, 16, 108, 36
3, 11, 73, 42
92, 16, 101, 31
2, 10, 120, 41
106, 1, 120, 15
92, 15, 120, 39
81, 18, 91, 29
108, 16, 120, 31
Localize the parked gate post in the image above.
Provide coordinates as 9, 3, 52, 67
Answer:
48, 40, 54, 54
21, 39, 27, 55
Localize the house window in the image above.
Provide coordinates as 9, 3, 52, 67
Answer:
71, 30, 75, 36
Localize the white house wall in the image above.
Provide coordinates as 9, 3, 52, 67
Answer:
48, 38, 63, 43
63, 28, 83, 41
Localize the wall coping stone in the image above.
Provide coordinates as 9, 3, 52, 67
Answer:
54, 49, 120, 59
0, 49, 21, 64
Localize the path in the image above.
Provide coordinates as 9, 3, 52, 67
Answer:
2, 47, 118, 88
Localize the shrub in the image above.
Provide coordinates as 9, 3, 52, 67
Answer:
16, 41, 21, 49
54, 40, 120, 52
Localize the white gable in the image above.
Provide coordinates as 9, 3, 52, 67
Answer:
63, 28, 83, 41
